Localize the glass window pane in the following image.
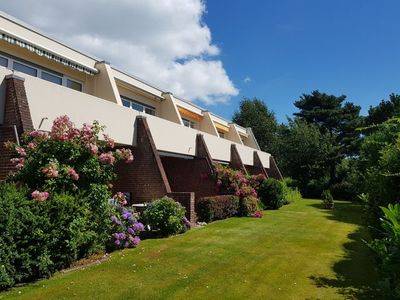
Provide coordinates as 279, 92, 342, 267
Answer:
0, 56, 7, 67
13, 62, 37, 77
41, 71, 62, 85
131, 102, 144, 112
67, 79, 82, 91
145, 107, 155, 116
122, 99, 131, 108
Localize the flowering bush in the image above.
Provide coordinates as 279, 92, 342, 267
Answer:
6, 115, 133, 198
214, 164, 263, 216
142, 197, 188, 237
110, 193, 144, 248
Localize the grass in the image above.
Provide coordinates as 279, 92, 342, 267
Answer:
1, 199, 379, 299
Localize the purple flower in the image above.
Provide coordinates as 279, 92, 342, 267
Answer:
132, 236, 141, 246
111, 215, 121, 225
127, 227, 135, 235
124, 241, 129, 248
119, 233, 127, 240
114, 239, 121, 246
182, 217, 191, 228
133, 222, 145, 232
113, 233, 120, 240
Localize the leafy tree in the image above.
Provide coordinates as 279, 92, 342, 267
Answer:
232, 98, 278, 152
275, 119, 333, 197
367, 93, 400, 125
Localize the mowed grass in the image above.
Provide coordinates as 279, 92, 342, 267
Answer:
1, 199, 379, 300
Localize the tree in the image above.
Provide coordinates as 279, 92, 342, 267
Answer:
275, 119, 333, 197
293, 90, 363, 182
232, 98, 278, 152
367, 93, 400, 125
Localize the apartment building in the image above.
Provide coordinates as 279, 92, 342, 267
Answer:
0, 11, 282, 221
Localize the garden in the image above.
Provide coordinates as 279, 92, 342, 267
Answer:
0, 115, 299, 294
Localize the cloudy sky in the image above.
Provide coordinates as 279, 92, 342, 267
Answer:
1, 0, 238, 106
3, 1, 400, 122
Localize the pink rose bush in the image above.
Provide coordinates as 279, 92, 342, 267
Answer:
6, 115, 134, 200
214, 164, 265, 217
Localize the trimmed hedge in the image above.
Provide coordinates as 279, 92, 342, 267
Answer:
196, 195, 239, 222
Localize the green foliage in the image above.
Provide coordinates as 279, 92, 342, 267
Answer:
196, 195, 239, 222
321, 190, 334, 209
238, 196, 262, 216
0, 182, 112, 290
142, 197, 186, 237
283, 185, 302, 204
367, 93, 400, 125
258, 178, 285, 209
232, 98, 279, 152
368, 203, 400, 298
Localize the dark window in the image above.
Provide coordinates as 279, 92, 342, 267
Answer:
122, 99, 130, 108
0, 56, 7, 67
13, 62, 37, 77
67, 79, 82, 91
42, 71, 62, 85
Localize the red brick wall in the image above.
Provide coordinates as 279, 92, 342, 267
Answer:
0, 75, 34, 181
4, 75, 33, 134
0, 126, 18, 180
112, 117, 171, 203
161, 156, 218, 200
167, 192, 196, 224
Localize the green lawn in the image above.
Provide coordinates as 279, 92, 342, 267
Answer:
1, 199, 379, 300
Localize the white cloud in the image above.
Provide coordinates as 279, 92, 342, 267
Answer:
1, 0, 238, 105
244, 76, 251, 83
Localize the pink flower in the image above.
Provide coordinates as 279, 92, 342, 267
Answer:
10, 157, 25, 170
42, 161, 59, 178
31, 190, 49, 202
50, 115, 75, 141
66, 167, 79, 181
235, 190, 241, 196
116, 148, 134, 163
88, 143, 98, 155
29, 130, 49, 140
103, 134, 115, 148
16, 147, 26, 157
99, 151, 115, 165
216, 179, 223, 186
113, 192, 128, 206
27, 142, 36, 150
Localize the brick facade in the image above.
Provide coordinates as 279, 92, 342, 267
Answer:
113, 116, 171, 203
0, 75, 34, 181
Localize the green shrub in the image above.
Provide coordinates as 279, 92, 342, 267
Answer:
368, 203, 400, 298
321, 189, 334, 209
0, 182, 113, 290
238, 196, 262, 216
142, 197, 186, 237
196, 195, 239, 222
258, 178, 285, 209
284, 187, 302, 204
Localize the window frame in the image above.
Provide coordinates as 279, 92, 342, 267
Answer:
120, 96, 156, 116
182, 117, 196, 129
0, 52, 83, 91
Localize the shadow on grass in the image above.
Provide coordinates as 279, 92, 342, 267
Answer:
308, 200, 380, 299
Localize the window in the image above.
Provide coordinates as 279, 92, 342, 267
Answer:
13, 61, 37, 77
182, 118, 196, 129
121, 96, 156, 116
42, 71, 62, 85
67, 79, 82, 91
218, 131, 225, 138
0, 56, 7, 67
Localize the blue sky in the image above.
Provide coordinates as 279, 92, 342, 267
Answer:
202, 0, 400, 123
